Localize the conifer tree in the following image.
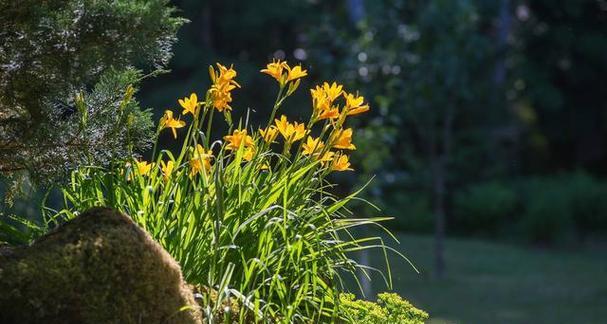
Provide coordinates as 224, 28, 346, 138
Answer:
0, 0, 185, 189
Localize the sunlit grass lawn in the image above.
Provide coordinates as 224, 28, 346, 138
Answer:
362, 233, 607, 324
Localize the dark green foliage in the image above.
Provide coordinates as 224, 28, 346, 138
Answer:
450, 172, 607, 244
567, 173, 607, 235
512, 0, 607, 172
517, 172, 607, 244
301, 1, 607, 243
0, 0, 184, 186
10, 69, 155, 186
454, 181, 519, 236
517, 176, 577, 244
305, 0, 501, 177
383, 191, 434, 233
141, 0, 317, 130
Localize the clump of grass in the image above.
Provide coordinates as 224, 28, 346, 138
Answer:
20, 61, 414, 322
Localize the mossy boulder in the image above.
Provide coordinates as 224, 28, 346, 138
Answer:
0, 207, 201, 324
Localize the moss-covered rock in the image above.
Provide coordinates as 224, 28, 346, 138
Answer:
0, 207, 201, 324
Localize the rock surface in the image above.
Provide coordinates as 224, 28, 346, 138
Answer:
0, 207, 201, 324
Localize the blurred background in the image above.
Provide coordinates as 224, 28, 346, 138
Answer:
8, 0, 607, 323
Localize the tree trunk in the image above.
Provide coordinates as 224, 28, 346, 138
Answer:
432, 158, 446, 278
493, 0, 511, 85
432, 102, 454, 279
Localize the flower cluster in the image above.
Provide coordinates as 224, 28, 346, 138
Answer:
274, 115, 306, 144
311, 82, 343, 121
311, 82, 369, 121
224, 129, 255, 161
259, 125, 279, 143
189, 144, 213, 176
260, 59, 308, 88
137, 60, 369, 178
208, 63, 240, 112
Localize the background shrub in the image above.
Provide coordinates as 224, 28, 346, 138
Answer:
566, 172, 607, 237
453, 181, 519, 236
514, 172, 607, 245
384, 191, 434, 233
516, 177, 576, 245
445, 172, 607, 245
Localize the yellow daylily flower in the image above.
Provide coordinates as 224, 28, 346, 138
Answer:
136, 160, 153, 176
159, 110, 186, 138
289, 122, 306, 143
310, 83, 342, 121
243, 145, 256, 161
302, 136, 325, 156
261, 60, 307, 86
214, 63, 240, 86
310, 85, 325, 105
331, 153, 353, 171
318, 106, 340, 121
189, 159, 208, 176
320, 151, 335, 163
209, 88, 233, 112
179, 93, 199, 116
160, 160, 175, 181
274, 115, 306, 143
190, 145, 213, 176
285, 65, 308, 82
261, 59, 288, 83
332, 128, 356, 150
322, 82, 344, 102
275, 115, 290, 138
344, 92, 370, 116
259, 126, 279, 143
209, 63, 240, 112
224, 129, 254, 151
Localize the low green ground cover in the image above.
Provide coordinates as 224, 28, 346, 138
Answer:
365, 234, 607, 324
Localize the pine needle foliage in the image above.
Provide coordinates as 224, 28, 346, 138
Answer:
0, 0, 185, 186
